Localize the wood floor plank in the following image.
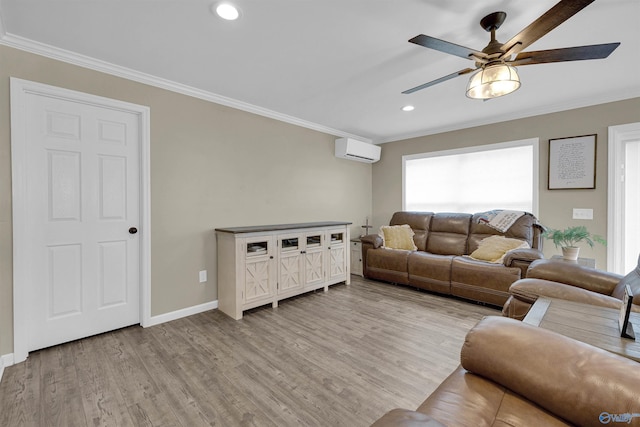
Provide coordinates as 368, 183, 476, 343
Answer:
0, 276, 497, 426
127, 392, 182, 427
73, 337, 136, 427
98, 329, 162, 406
40, 343, 87, 426
0, 351, 42, 427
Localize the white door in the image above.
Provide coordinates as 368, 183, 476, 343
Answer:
19, 87, 141, 351
608, 123, 640, 274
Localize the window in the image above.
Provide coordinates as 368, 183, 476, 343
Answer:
403, 138, 538, 214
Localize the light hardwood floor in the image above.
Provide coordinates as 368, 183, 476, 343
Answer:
0, 276, 497, 426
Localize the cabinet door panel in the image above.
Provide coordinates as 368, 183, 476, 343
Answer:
278, 233, 303, 294
305, 251, 324, 286
327, 228, 348, 283
243, 236, 275, 303
329, 246, 346, 279
279, 255, 303, 292
244, 257, 273, 302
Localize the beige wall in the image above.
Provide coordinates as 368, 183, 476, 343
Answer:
372, 97, 640, 269
0, 45, 373, 356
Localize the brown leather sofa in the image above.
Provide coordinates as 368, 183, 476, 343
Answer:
503, 255, 640, 320
361, 212, 544, 306
371, 316, 640, 427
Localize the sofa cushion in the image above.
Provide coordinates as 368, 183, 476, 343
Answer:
366, 248, 410, 284
416, 367, 569, 427
390, 211, 433, 251
407, 252, 453, 294
379, 224, 418, 251
469, 235, 529, 263
451, 257, 521, 306
461, 317, 640, 427
425, 213, 471, 256
468, 212, 537, 253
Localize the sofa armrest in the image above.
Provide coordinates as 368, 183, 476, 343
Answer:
361, 233, 383, 249
502, 248, 544, 278
526, 259, 621, 296
502, 248, 544, 267
360, 234, 383, 277
461, 316, 640, 427
370, 409, 446, 427
509, 278, 635, 311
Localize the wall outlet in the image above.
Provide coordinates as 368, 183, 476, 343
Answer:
199, 270, 207, 283
573, 208, 593, 220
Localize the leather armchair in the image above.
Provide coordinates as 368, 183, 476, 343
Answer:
503, 254, 640, 320
371, 316, 640, 427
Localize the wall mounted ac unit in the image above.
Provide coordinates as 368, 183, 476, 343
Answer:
335, 138, 381, 163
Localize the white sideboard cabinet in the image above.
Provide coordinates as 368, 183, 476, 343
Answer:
216, 222, 351, 319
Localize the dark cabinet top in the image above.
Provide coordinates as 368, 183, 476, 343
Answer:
215, 221, 352, 234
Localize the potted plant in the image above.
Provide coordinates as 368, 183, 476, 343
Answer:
543, 225, 606, 260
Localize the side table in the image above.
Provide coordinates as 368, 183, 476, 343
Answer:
350, 238, 363, 277
523, 297, 640, 362
550, 254, 596, 268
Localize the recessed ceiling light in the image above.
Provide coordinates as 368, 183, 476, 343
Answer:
401, 105, 415, 112
215, 3, 240, 20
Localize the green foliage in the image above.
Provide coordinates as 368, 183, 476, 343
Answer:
543, 225, 607, 249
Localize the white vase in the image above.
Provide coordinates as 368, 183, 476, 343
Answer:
562, 246, 580, 261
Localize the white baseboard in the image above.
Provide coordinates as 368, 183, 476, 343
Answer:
145, 300, 218, 327
0, 353, 15, 383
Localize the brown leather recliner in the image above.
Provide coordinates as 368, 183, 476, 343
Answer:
371, 316, 640, 427
503, 254, 640, 320
361, 211, 545, 307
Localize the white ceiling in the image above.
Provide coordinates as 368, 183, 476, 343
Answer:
1, 0, 639, 143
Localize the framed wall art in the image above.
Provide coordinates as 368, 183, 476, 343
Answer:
619, 284, 636, 339
548, 134, 597, 190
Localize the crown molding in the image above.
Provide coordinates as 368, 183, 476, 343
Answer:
4, 25, 634, 146
0, 32, 372, 143
0, 5, 6, 38
378, 88, 640, 144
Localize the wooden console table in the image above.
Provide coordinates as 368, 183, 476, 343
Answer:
550, 255, 596, 268
523, 297, 640, 362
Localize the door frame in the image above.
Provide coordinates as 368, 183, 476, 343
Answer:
10, 78, 151, 363
607, 122, 640, 274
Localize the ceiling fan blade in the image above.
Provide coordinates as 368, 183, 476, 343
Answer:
510, 43, 620, 66
402, 68, 476, 94
409, 35, 484, 61
501, 0, 595, 57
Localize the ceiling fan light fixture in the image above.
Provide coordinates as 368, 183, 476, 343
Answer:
466, 64, 520, 100
215, 3, 240, 20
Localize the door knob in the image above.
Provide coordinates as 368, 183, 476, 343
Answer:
129, 227, 138, 234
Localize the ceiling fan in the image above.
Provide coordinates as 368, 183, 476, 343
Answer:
403, 0, 620, 99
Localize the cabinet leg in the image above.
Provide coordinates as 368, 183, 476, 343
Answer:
273, 300, 278, 308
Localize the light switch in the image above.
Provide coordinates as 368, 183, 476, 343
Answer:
199, 270, 207, 282
573, 208, 593, 220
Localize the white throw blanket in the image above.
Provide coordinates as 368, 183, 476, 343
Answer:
479, 210, 526, 233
